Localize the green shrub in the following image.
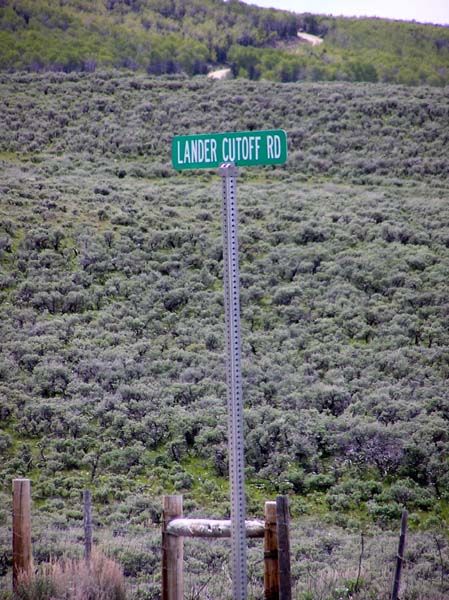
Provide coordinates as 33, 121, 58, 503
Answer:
367, 500, 403, 525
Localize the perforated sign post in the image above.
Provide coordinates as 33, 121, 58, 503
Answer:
172, 129, 287, 600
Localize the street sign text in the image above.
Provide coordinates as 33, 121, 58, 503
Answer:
172, 129, 287, 170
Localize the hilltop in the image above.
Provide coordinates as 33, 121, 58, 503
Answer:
0, 0, 449, 84
0, 71, 449, 597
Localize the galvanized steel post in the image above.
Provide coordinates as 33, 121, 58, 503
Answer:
219, 162, 247, 600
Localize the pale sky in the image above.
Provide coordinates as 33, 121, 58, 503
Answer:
241, 0, 449, 26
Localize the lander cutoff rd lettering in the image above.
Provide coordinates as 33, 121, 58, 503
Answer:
172, 129, 287, 170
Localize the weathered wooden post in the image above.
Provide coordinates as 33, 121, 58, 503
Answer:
160, 495, 274, 596
264, 501, 279, 600
12, 478, 32, 590
391, 509, 408, 600
83, 489, 93, 563
276, 496, 292, 600
162, 495, 184, 600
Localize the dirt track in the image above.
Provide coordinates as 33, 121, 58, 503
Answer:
297, 32, 323, 46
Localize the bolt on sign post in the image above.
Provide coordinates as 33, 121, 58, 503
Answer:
172, 129, 288, 599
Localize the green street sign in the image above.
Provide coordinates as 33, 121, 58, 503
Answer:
172, 129, 287, 170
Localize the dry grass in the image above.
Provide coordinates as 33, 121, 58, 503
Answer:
15, 550, 126, 600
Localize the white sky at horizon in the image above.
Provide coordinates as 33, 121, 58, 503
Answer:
240, 0, 449, 26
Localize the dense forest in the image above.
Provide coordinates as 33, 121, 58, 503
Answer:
0, 70, 449, 598
0, 0, 449, 84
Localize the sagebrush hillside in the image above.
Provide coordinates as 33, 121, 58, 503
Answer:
1, 0, 449, 84
1, 72, 449, 597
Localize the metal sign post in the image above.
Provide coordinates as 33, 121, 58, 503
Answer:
219, 162, 247, 599
171, 129, 287, 599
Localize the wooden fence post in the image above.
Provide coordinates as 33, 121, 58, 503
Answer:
391, 509, 408, 600
12, 478, 32, 590
83, 490, 92, 563
276, 496, 292, 600
264, 501, 279, 600
162, 495, 184, 600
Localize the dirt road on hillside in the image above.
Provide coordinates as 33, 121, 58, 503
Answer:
297, 32, 323, 46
